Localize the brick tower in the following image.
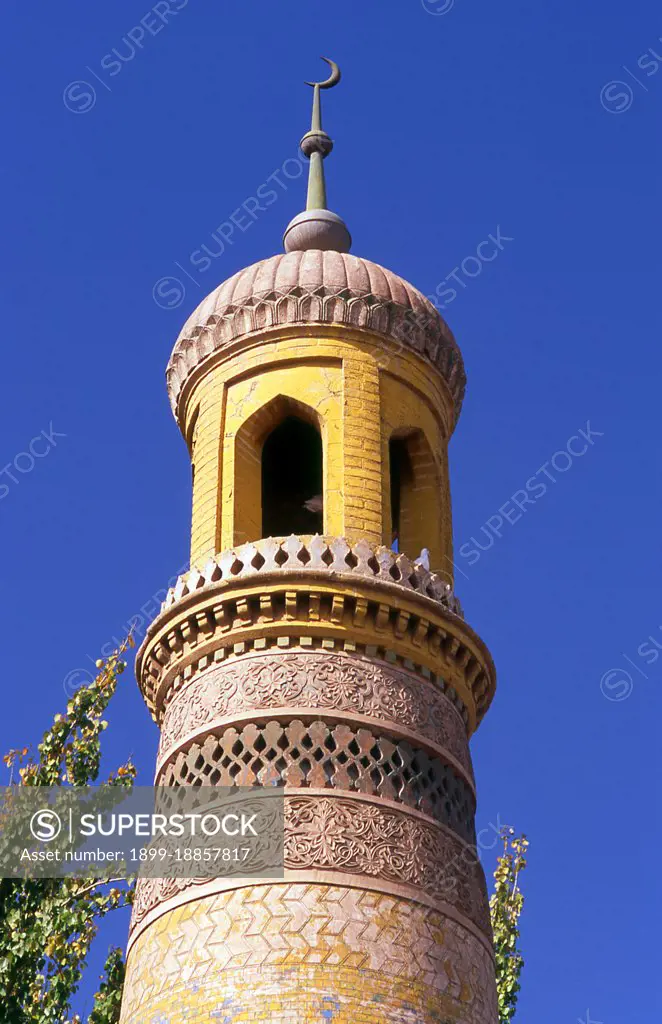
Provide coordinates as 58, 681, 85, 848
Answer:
120, 60, 498, 1024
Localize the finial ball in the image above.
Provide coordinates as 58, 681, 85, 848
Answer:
300, 130, 334, 159
283, 209, 352, 253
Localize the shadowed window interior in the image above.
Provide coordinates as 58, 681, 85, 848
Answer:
389, 436, 414, 549
262, 416, 323, 537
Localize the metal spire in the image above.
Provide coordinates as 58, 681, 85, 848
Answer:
302, 57, 340, 210
283, 57, 352, 253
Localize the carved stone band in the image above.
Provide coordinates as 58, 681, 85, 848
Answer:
158, 720, 476, 842
157, 650, 473, 779
130, 793, 490, 938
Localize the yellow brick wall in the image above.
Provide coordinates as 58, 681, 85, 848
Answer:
342, 351, 382, 545
188, 373, 225, 564
184, 329, 455, 575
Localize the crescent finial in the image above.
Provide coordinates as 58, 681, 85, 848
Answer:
305, 56, 341, 90
282, 56, 351, 254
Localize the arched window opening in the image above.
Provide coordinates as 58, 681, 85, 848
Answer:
262, 416, 323, 537
389, 437, 414, 550
388, 429, 439, 562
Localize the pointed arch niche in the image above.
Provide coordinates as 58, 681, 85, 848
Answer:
388, 427, 442, 562
232, 395, 324, 545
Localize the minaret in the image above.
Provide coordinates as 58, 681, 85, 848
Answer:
120, 60, 498, 1024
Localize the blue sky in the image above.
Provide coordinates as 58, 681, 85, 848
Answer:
2, 0, 661, 1020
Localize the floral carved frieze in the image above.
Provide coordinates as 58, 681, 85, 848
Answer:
158, 650, 473, 779
284, 795, 490, 933
130, 794, 490, 938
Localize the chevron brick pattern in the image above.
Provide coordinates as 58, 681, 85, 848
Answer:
120, 883, 497, 1023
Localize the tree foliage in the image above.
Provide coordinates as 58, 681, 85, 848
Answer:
0, 642, 135, 1024
84, 948, 126, 1024
490, 827, 529, 1023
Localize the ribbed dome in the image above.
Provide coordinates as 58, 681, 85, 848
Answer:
167, 250, 465, 423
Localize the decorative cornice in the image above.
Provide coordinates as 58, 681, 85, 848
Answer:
162, 535, 464, 613
136, 538, 496, 733
166, 250, 465, 426
147, 633, 476, 730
